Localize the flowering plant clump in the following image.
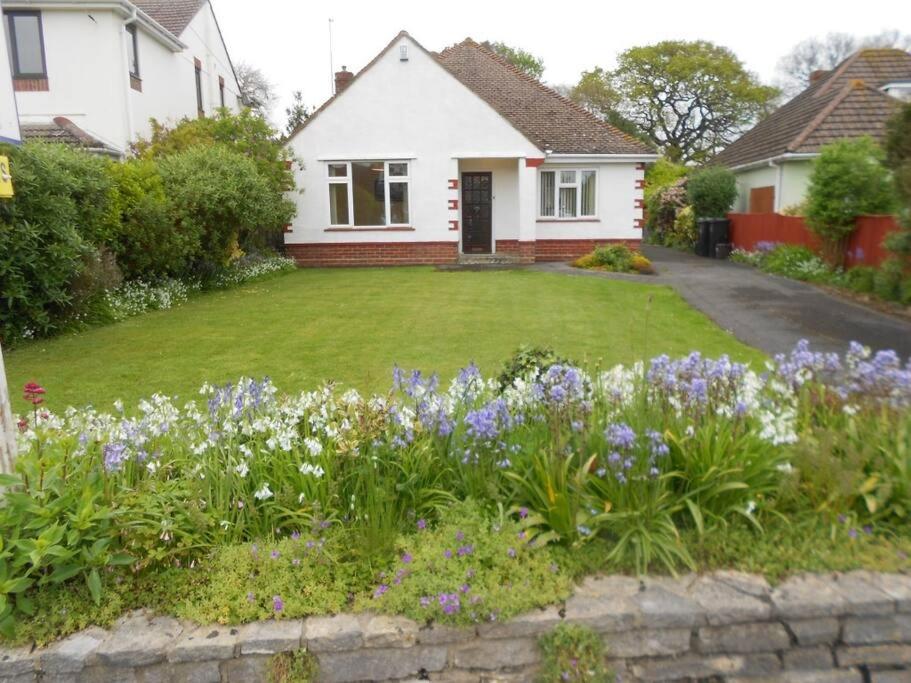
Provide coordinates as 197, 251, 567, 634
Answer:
3, 341, 911, 637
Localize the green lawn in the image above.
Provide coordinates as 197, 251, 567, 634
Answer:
6, 267, 764, 412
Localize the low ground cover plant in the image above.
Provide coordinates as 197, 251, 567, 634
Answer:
2, 340, 910, 644
731, 242, 911, 306
572, 244, 654, 274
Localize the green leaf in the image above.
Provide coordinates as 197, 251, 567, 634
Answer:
684, 499, 705, 537
0, 474, 21, 487
86, 569, 102, 605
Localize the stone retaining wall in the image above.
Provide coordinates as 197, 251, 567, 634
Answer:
2, 570, 911, 682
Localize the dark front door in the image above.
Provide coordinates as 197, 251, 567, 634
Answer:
461, 172, 492, 253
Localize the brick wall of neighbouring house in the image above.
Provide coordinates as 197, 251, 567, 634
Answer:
285, 241, 459, 267
534, 239, 642, 262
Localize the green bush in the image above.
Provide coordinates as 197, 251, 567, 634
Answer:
592, 243, 635, 270
159, 144, 295, 272
644, 182, 687, 245
498, 345, 569, 389
108, 159, 193, 279
844, 266, 877, 294
806, 137, 897, 262
687, 166, 737, 220
538, 623, 611, 683
0, 143, 118, 342
644, 158, 687, 203
901, 276, 911, 306
873, 259, 904, 302
761, 245, 832, 282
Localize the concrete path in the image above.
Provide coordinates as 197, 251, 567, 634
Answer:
532, 245, 911, 358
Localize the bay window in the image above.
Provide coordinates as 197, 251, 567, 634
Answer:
538, 169, 597, 219
327, 161, 410, 226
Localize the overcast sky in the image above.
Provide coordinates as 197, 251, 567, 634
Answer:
212, 0, 906, 127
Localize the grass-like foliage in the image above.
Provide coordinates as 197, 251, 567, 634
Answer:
539, 623, 612, 682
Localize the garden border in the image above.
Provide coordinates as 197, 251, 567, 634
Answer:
3, 570, 911, 682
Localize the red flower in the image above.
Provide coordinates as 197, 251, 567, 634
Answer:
23, 381, 46, 406
17, 418, 28, 432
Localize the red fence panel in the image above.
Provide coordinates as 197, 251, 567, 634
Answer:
727, 213, 899, 268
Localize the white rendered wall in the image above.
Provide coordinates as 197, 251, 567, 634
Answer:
733, 165, 777, 212
284, 34, 541, 246
0, 17, 20, 143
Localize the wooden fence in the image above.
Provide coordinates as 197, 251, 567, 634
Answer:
727, 213, 900, 268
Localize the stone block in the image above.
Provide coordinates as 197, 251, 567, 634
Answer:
77, 666, 138, 683
451, 638, 539, 670
40, 627, 108, 674
0, 647, 35, 678
477, 605, 562, 639
562, 575, 641, 632
634, 581, 706, 629
787, 618, 841, 646
220, 655, 271, 682
729, 671, 862, 683
316, 646, 447, 683
831, 572, 896, 616
415, 624, 474, 645
304, 615, 363, 653
363, 615, 418, 648
237, 620, 303, 655
696, 622, 790, 654
836, 643, 911, 667
871, 672, 911, 683
135, 660, 221, 683
771, 575, 847, 619
842, 614, 911, 645
630, 652, 781, 680
783, 646, 834, 670
167, 625, 237, 663
95, 615, 182, 667
687, 572, 772, 625
604, 628, 690, 658
874, 573, 911, 613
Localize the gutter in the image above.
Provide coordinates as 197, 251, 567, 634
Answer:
2, 0, 185, 51
727, 152, 818, 173
547, 153, 661, 163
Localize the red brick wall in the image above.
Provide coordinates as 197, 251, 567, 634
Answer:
534, 239, 642, 262
494, 240, 536, 263
286, 241, 459, 267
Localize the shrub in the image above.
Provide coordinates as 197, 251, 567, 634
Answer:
644, 181, 687, 244
687, 166, 737, 220
0, 143, 114, 343
108, 159, 193, 279
158, 144, 295, 272
901, 276, 911, 306
644, 158, 687, 203
806, 137, 898, 263
631, 252, 654, 274
670, 204, 697, 246
873, 259, 904, 302
498, 345, 568, 389
761, 245, 832, 282
844, 266, 877, 294
592, 244, 635, 270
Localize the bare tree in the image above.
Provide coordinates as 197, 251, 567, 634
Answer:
776, 31, 911, 100
235, 61, 277, 114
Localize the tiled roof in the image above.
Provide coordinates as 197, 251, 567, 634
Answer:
288, 32, 654, 156
20, 117, 120, 155
436, 39, 653, 155
132, 0, 206, 37
714, 49, 911, 168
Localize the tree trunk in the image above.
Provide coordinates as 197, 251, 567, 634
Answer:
0, 341, 17, 474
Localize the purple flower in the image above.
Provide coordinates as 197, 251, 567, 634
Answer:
444, 549, 453, 559
457, 545, 474, 557
605, 423, 636, 450
270, 550, 280, 560
863, 525, 873, 535
401, 552, 413, 564
848, 528, 859, 539
373, 584, 389, 599
247, 592, 255, 603
455, 530, 465, 541
102, 442, 128, 472
417, 519, 426, 530
291, 531, 301, 541
460, 583, 470, 593
420, 596, 431, 607
272, 595, 284, 612
519, 507, 528, 519
507, 547, 517, 558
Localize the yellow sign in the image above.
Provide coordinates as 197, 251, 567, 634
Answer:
0, 156, 12, 198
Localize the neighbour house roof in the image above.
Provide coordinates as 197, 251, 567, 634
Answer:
287, 31, 654, 156
714, 49, 911, 169
20, 117, 120, 155
132, 0, 207, 37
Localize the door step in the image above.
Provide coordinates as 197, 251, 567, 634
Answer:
457, 253, 521, 266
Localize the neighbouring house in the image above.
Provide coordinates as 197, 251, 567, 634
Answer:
0, 11, 19, 144
1, 0, 242, 156
283, 31, 657, 267
714, 48, 911, 214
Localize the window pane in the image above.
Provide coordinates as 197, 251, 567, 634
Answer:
540, 171, 555, 217
581, 171, 596, 216
388, 162, 407, 177
389, 182, 409, 223
352, 161, 386, 226
329, 183, 349, 225
328, 163, 347, 177
126, 26, 138, 76
560, 170, 576, 185
11, 14, 44, 75
559, 187, 577, 218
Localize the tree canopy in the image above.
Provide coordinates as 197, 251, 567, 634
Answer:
568, 68, 648, 143
483, 41, 545, 80
610, 40, 778, 164
235, 62, 277, 115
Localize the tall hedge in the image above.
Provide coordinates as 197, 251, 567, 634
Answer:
687, 166, 737, 220
0, 143, 116, 342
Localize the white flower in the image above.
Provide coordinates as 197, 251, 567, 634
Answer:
219, 520, 231, 529
113, 399, 124, 413
254, 482, 273, 500
235, 461, 249, 478
299, 463, 325, 478
776, 462, 795, 474
303, 437, 322, 457
843, 404, 859, 416
298, 492, 306, 503
745, 500, 757, 515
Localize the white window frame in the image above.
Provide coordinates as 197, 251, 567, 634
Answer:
325, 160, 411, 227
538, 168, 598, 219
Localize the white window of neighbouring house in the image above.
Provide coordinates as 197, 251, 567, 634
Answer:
4, 10, 47, 79
326, 161, 410, 227
538, 169, 597, 219
126, 24, 139, 78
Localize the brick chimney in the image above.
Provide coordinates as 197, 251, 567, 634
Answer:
809, 69, 829, 85
334, 67, 353, 94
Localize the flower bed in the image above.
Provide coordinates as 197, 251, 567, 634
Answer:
2, 342, 911, 646
572, 244, 654, 274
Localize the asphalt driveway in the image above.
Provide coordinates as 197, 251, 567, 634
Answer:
534, 245, 911, 358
